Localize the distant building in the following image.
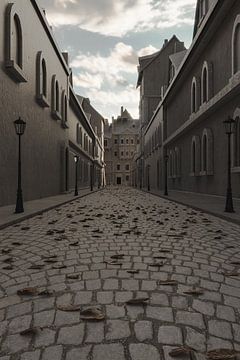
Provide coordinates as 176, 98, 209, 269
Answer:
104, 107, 140, 186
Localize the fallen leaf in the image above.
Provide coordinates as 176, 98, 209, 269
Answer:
29, 265, 44, 270
110, 254, 124, 260
230, 261, 240, 265
44, 259, 58, 263
11, 242, 21, 246
127, 270, 139, 274
158, 280, 178, 286
38, 290, 53, 296
126, 297, 149, 305
149, 263, 164, 267
17, 287, 38, 296
21, 227, 30, 230
159, 249, 171, 253
66, 274, 79, 279
223, 271, 239, 277
69, 242, 79, 246
52, 264, 67, 269
183, 288, 204, 295
2, 249, 11, 254
3, 257, 14, 263
169, 346, 194, 357
207, 349, 238, 360
57, 304, 81, 311
104, 261, 123, 266
2, 265, 14, 270
80, 307, 105, 321
20, 327, 41, 336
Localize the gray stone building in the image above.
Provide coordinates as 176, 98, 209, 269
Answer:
104, 107, 139, 186
0, 0, 105, 207
136, 36, 186, 189
142, 0, 240, 199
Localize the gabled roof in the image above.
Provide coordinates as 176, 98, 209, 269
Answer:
137, 35, 181, 87
169, 50, 187, 71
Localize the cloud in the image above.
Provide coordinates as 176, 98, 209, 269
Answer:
41, 0, 196, 37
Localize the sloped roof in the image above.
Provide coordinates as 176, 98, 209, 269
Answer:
169, 50, 187, 70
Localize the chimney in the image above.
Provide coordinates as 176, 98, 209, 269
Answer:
121, 106, 123, 116
62, 52, 69, 66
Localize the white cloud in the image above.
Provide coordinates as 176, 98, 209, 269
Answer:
42, 0, 196, 37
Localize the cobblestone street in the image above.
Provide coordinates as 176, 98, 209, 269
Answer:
0, 187, 240, 360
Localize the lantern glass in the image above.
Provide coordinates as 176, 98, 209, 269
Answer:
223, 117, 236, 135
74, 155, 79, 163
14, 117, 26, 135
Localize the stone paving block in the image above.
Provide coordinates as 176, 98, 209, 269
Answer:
158, 326, 183, 345
115, 291, 133, 303
176, 311, 205, 329
34, 309, 55, 327
9, 315, 32, 334
33, 297, 55, 313
134, 321, 153, 341
34, 328, 56, 347
7, 301, 32, 319
97, 291, 113, 304
151, 293, 169, 305
172, 296, 188, 309
0, 321, 8, 337
0, 295, 20, 309
66, 346, 92, 360
192, 299, 215, 316
20, 350, 41, 360
141, 280, 157, 291
129, 344, 161, 360
208, 320, 232, 339
42, 345, 63, 360
2, 334, 31, 354
106, 320, 130, 340
103, 279, 119, 290
106, 304, 125, 318
233, 324, 240, 342
74, 291, 92, 305
146, 306, 173, 322
216, 305, 236, 322
92, 344, 125, 360
85, 322, 104, 343
86, 279, 101, 290
185, 327, 206, 352
122, 279, 139, 290
207, 336, 233, 351
55, 309, 80, 326
58, 324, 85, 345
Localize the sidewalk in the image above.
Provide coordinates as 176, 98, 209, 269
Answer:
0, 187, 100, 230
142, 188, 240, 225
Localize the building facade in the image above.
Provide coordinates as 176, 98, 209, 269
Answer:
104, 107, 139, 186
141, 0, 240, 199
0, 0, 105, 207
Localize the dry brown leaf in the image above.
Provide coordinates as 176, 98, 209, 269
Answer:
158, 280, 178, 286
223, 271, 239, 277
52, 264, 67, 269
17, 287, 38, 296
230, 261, 240, 265
12, 242, 21, 246
110, 254, 125, 259
2, 249, 11, 254
183, 288, 204, 295
80, 307, 105, 321
104, 260, 123, 266
66, 274, 79, 279
207, 349, 238, 360
20, 327, 41, 336
126, 297, 149, 305
69, 242, 79, 246
2, 265, 14, 270
57, 304, 81, 311
38, 290, 53, 296
127, 270, 139, 274
29, 265, 44, 270
159, 249, 171, 253
169, 346, 194, 357
149, 263, 164, 267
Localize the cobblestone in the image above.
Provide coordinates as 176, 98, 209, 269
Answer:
1, 187, 240, 359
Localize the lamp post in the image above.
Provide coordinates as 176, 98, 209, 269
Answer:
223, 117, 236, 213
147, 164, 150, 191
164, 154, 169, 196
74, 155, 79, 196
14, 117, 26, 213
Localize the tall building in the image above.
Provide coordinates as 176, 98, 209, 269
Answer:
142, 0, 240, 199
0, 0, 105, 207
104, 107, 140, 186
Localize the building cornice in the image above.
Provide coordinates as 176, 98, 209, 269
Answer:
30, 0, 69, 75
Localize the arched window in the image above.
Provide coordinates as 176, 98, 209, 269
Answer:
5, 4, 26, 82
191, 136, 201, 175
36, 52, 49, 107
232, 15, 240, 75
201, 128, 214, 175
202, 67, 208, 103
191, 78, 197, 113
61, 91, 68, 128
51, 75, 61, 120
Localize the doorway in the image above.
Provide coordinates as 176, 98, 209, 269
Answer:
117, 177, 122, 185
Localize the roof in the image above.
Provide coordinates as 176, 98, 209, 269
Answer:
137, 35, 180, 87
169, 50, 187, 70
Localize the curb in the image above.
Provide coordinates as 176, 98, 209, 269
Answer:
0, 188, 102, 231
141, 189, 240, 226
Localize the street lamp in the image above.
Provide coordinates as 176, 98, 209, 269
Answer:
223, 117, 236, 213
74, 155, 79, 196
14, 117, 26, 213
164, 154, 169, 196
147, 164, 150, 191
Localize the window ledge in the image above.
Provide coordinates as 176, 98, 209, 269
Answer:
51, 110, 62, 121
61, 121, 69, 129
36, 94, 49, 108
5, 60, 27, 83
232, 166, 240, 173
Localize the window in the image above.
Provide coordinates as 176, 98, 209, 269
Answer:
126, 151, 129, 156
51, 75, 61, 120
121, 151, 124, 156
36, 52, 49, 107
126, 164, 130, 171
126, 139, 129, 144
201, 128, 214, 175
131, 139, 134, 144
5, 4, 26, 82
121, 139, 124, 144
114, 151, 118, 156
202, 67, 207, 103
191, 136, 201, 175
232, 15, 240, 75
199, 0, 207, 23
126, 176, 129, 181
61, 91, 68, 128
117, 164, 120, 171
114, 138, 118, 144
104, 139, 108, 147
191, 78, 197, 113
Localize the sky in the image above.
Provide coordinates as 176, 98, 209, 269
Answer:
37, 0, 197, 121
